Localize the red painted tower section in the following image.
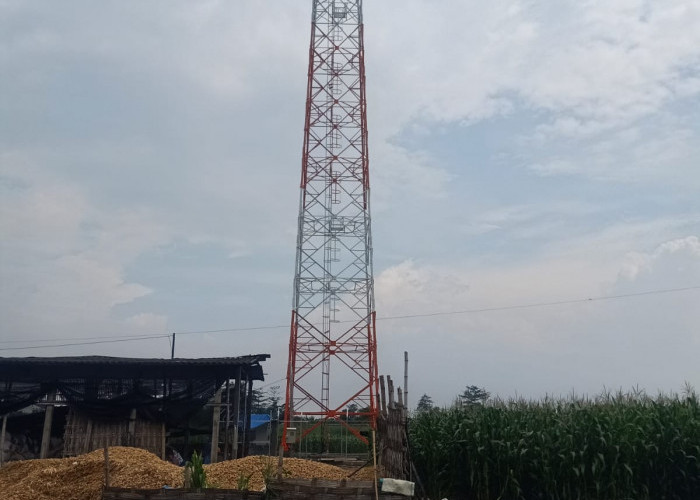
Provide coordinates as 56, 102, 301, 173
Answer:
283, 0, 378, 449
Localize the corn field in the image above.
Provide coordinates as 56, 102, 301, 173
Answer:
409, 390, 700, 500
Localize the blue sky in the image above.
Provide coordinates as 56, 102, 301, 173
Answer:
1, 0, 699, 406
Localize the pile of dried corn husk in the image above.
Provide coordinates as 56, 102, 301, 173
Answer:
205, 455, 376, 490
0, 447, 376, 500
0, 447, 183, 500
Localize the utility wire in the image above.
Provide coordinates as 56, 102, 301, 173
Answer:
0, 332, 175, 344
377, 285, 700, 321
176, 324, 290, 336
0, 334, 171, 351
258, 377, 286, 389
1, 285, 698, 351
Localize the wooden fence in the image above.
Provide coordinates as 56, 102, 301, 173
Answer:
376, 375, 409, 481
268, 478, 406, 500
102, 488, 264, 500
64, 408, 165, 458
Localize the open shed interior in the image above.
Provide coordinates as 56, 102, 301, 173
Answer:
0, 355, 270, 464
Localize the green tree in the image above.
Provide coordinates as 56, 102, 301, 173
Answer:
267, 385, 281, 413
251, 385, 283, 414
458, 385, 490, 406
251, 388, 267, 413
416, 393, 434, 413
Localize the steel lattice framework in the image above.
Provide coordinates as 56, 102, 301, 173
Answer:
283, 0, 378, 447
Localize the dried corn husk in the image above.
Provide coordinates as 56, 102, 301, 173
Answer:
0, 447, 376, 500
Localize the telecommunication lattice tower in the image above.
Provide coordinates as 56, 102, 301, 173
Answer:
283, 0, 378, 447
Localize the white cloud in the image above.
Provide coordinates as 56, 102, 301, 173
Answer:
366, 0, 700, 133
617, 235, 700, 284
375, 231, 700, 403
0, 154, 169, 341
125, 312, 168, 333
1, 1, 699, 403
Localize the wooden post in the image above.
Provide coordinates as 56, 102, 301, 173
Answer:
372, 429, 379, 500
128, 408, 137, 446
103, 445, 110, 488
85, 418, 94, 454
404, 351, 408, 412
379, 376, 387, 415
210, 386, 222, 463
1, 414, 7, 466
243, 377, 253, 457
232, 367, 242, 459
224, 379, 230, 460
387, 376, 395, 410
40, 390, 56, 459
277, 440, 284, 479
161, 422, 166, 460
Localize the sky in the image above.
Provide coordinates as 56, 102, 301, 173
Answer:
1, 0, 699, 407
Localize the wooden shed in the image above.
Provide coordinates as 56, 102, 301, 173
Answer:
0, 355, 270, 465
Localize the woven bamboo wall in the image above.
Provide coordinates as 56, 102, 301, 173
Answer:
64, 408, 164, 457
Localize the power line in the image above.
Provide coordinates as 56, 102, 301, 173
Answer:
377, 285, 700, 321
1, 285, 698, 351
0, 332, 174, 344
170, 284, 700, 332
0, 334, 170, 351
176, 324, 290, 335
258, 377, 286, 389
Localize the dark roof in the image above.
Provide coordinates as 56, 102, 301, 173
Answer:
0, 355, 270, 382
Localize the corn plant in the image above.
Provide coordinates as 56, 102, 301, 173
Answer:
409, 389, 700, 500
184, 450, 208, 489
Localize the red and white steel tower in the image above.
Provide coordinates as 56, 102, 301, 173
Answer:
283, 0, 378, 448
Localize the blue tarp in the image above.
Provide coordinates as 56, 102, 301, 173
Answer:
250, 413, 271, 429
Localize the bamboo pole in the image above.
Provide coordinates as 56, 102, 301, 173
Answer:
387, 376, 395, 410
404, 351, 408, 413
379, 376, 387, 415
372, 429, 379, 500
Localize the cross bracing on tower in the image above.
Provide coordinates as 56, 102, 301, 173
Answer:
283, 0, 379, 448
